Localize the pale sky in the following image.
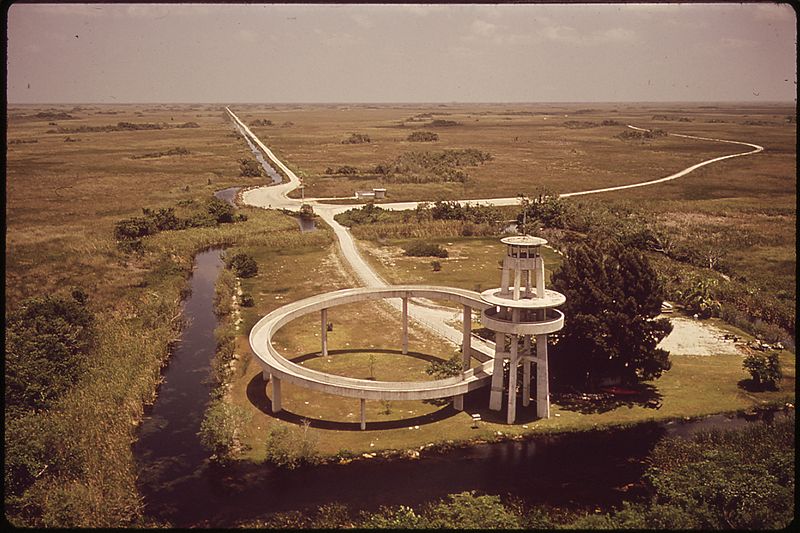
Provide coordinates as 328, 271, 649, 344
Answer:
6, 2, 797, 103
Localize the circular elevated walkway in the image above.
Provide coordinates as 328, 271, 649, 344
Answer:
249, 285, 494, 402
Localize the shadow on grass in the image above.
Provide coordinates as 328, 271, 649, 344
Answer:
737, 378, 779, 393
245, 372, 460, 431
290, 348, 446, 366
552, 384, 663, 414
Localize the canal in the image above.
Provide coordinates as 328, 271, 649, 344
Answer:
133, 246, 786, 527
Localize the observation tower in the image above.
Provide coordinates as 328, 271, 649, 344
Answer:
480, 236, 566, 423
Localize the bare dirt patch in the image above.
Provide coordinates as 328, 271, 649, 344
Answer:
658, 315, 743, 356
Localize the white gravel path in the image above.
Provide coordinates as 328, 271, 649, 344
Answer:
228, 107, 761, 358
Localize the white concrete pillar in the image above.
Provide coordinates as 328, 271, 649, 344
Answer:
522, 335, 532, 407
489, 331, 506, 411
536, 334, 550, 419
535, 256, 545, 298
271, 376, 282, 413
500, 264, 510, 295
525, 269, 532, 298
462, 305, 472, 371
262, 369, 270, 382
513, 268, 522, 300
360, 398, 366, 430
507, 334, 519, 424
321, 308, 328, 356
453, 395, 464, 411
401, 296, 409, 355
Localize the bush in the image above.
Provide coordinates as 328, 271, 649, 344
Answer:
425, 492, 522, 529
342, 133, 371, 144
240, 293, 255, 307
334, 203, 390, 226
225, 252, 258, 278
425, 353, 461, 378
198, 398, 251, 460
5, 293, 96, 415
239, 158, 263, 177
207, 196, 234, 223
404, 241, 448, 258
264, 422, 321, 469
407, 131, 439, 142
742, 352, 782, 390
431, 260, 442, 272
114, 216, 156, 240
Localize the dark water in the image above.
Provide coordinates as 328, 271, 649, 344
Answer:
233, 123, 283, 185
297, 216, 316, 232
133, 249, 789, 527
133, 249, 224, 523
213, 187, 240, 206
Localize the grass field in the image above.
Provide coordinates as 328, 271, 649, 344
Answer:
5, 102, 795, 525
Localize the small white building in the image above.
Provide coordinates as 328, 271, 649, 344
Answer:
355, 188, 386, 200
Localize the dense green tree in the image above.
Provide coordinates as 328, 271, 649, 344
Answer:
225, 252, 258, 278
550, 239, 673, 389
424, 492, 522, 529
516, 189, 571, 231
206, 196, 234, 223
5, 294, 96, 415
742, 352, 782, 390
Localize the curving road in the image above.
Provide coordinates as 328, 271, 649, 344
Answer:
227, 107, 764, 358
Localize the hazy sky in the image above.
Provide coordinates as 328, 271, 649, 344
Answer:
6, 2, 797, 103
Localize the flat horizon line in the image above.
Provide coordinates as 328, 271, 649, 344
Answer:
8, 100, 797, 107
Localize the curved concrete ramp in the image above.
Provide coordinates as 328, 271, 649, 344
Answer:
249, 285, 494, 403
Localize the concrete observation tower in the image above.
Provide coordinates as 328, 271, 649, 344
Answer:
480, 236, 566, 424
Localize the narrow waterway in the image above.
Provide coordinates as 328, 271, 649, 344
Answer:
233, 121, 283, 185
133, 248, 786, 527
133, 249, 224, 523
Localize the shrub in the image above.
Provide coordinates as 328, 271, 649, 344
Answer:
225, 252, 258, 278
198, 398, 251, 460
114, 216, 156, 240
207, 196, 234, 223
5, 293, 96, 415
424, 492, 522, 529
334, 203, 390, 226
404, 241, 448, 258
240, 293, 255, 307
431, 260, 442, 272
342, 133, 371, 144
239, 158, 263, 177
407, 131, 439, 142
425, 353, 461, 379
742, 352, 782, 390
264, 421, 321, 469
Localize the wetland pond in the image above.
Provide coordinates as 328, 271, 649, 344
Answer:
133, 246, 784, 527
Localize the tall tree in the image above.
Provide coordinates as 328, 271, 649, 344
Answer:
550, 239, 673, 389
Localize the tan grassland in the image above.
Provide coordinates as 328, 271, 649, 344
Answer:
5, 102, 795, 526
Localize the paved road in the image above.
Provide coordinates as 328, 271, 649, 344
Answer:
228, 107, 764, 355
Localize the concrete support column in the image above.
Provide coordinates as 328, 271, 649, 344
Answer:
489, 331, 506, 411
401, 295, 409, 355
525, 270, 532, 298
522, 335, 532, 407
500, 262, 510, 295
271, 376, 282, 413
506, 334, 519, 424
535, 256, 545, 298
360, 398, 366, 430
453, 395, 464, 411
262, 369, 270, 382
321, 308, 328, 356
513, 268, 522, 300
536, 334, 550, 419
462, 305, 472, 371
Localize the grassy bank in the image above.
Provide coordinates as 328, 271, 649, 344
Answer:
3, 104, 311, 526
